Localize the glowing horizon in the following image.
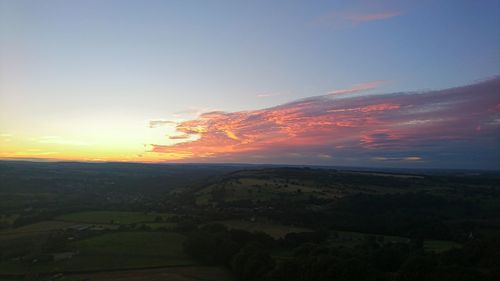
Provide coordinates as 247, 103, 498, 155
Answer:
1, 78, 499, 169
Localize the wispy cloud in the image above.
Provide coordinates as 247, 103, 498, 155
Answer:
372, 156, 422, 161
257, 93, 281, 98
149, 120, 177, 128
148, 77, 500, 168
312, 1, 403, 28
172, 107, 216, 118
314, 10, 401, 28
168, 133, 193, 140
328, 80, 388, 96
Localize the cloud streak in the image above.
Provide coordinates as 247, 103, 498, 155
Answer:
149, 78, 500, 169
327, 80, 388, 96
149, 120, 177, 128
312, 1, 403, 28
257, 93, 281, 98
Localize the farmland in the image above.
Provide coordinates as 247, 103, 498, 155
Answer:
0, 161, 499, 280
71, 266, 234, 281
215, 219, 311, 239
0, 231, 193, 275
56, 211, 174, 225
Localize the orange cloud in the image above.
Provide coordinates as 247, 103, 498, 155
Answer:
168, 134, 192, 140
149, 77, 500, 168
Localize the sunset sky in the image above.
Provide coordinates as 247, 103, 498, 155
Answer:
1, 0, 499, 169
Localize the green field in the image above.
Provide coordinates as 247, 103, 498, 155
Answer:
424, 240, 461, 253
0, 221, 80, 242
329, 230, 408, 246
196, 177, 342, 205
56, 211, 174, 225
144, 222, 178, 230
65, 232, 193, 270
0, 214, 18, 226
217, 219, 311, 238
0, 231, 193, 274
73, 266, 234, 281
1, 221, 77, 235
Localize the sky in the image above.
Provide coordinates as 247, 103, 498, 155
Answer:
0, 0, 499, 169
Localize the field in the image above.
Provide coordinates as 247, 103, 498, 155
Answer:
215, 219, 461, 252
1, 163, 498, 280
0, 221, 77, 237
56, 211, 174, 225
424, 240, 462, 253
71, 266, 234, 281
194, 169, 442, 206
329, 229, 409, 246
144, 222, 178, 230
66, 232, 193, 270
196, 177, 341, 205
0, 232, 193, 275
0, 214, 18, 226
216, 219, 311, 238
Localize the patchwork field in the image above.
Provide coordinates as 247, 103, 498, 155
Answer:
196, 177, 342, 205
194, 170, 433, 205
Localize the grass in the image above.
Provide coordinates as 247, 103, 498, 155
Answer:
0, 231, 194, 274
0, 214, 18, 226
55, 211, 174, 225
331, 230, 409, 242
424, 240, 461, 253
75, 232, 185, 257
143, 222, 178, 230
217, 219, 311, 238
72, 266, 234, 281
197, 177, 340, 205
0, 221, 79, 240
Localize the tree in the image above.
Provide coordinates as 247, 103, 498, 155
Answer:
231, 243, 275, 281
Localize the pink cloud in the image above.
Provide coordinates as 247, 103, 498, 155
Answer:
149, 77, 500, 168
312, 1, 403, 28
